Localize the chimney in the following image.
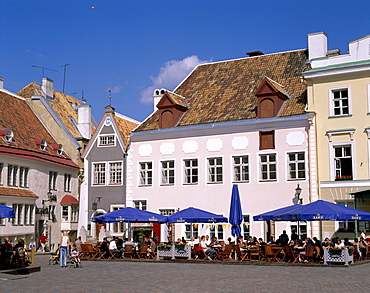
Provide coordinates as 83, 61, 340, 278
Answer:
308, 32, 328, 60
77, 104, 92, 139
153, 88, 166, 112
42, 77, 54, 99
0, 77, 3, 89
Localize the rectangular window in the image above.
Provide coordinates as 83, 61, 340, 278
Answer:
29, 205, 35, 225
334, 145, 353, 180
260, 154, 277, 181
184, 159, 198, 184
260, 131, 275, 150
332, 88, 349, 116
17, 204, 23, 225
71, 205, 78, 222
99, 135, 115, 146
0, 163, 4, 186
49, 171, 57, 190
210, 224, 224, 240
233, 156, 249, 182
8, 165, 18, 187
185, 224, 198, 240
19, 167, 29, 188
161, 160, 175, 185
242, 215, 250, 241
159, 209, 175, 216
24, 204, 29, 225
335, 201, 368, 232
62, 206, 69, 221
139, 162, 152, 186
133, 200, 147, 211
93, 163, 106, 185
109, 162, 122, 185
288, 152, 306, 180
12, 204, 18, 225
64, 174, 72, 192
112, 206, 125, 233
207, 157, 223, 183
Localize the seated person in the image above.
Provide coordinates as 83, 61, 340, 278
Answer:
71, 243, 81, 264
267, 236, 275, 244
116, 237, 124, 252
343, 237, 353, 246
100, 237, 110, 259
200, 235, 216, 260
321, 237, 330, 247
358, 237, 367, 255
334, 238, 344, 248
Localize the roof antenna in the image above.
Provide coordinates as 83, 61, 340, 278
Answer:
31, 65, 58, 80
60, 63, 70, 93
108, 88, 112, 106
82, 90, 85, 100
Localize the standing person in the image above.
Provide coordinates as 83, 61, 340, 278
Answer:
40, 234, 47, 252
59, 231, 70, 267
360, 230, 366, 239
279, 230, 289, 245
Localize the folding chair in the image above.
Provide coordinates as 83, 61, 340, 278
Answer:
284, 245, 300, 263
123, 245, 134, 259
249, 245, 261, 261
137, 244, 149, 259
303, 246, 315, 263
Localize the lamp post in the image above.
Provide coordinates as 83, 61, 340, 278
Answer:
293, 183, 303, 240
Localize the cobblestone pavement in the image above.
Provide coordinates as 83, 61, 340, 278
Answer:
1, 254, 369, 293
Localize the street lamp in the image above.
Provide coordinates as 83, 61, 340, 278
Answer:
292, 183, 303, 205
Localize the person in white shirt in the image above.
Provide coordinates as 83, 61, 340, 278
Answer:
205, 235, 211, 246
200, 235, 216, 260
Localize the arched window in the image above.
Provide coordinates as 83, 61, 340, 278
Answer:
260, 98, 275, 118
161, 110, 173, 128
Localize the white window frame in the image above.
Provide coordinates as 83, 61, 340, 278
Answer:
19, 167, 29, 188
367, 83, 370, 114
329, 86, 351, 117
49, 171, 57, 191
0, 163, 3, 186
64, 174, 72, 192
8, 164, 18, 187
133, 200, 147, 211
242, 214, 251, 241
183, 158, 198, 185
185, 223, 199, 240
329, 141, 355, 181
232, 155, 249, 183
61, 205, 69, 222
110, 204, 125, 233
287, 151, 306, 181
161, 160, 175, 186
98, 134, 116, 147
159, 209, 175, 216
210, 224, 224, 240
108, 161, 123, 185
259, 153, 277, 181
138, 162, 153, 186
92, 162, 106, 185
207, 157, 223, 184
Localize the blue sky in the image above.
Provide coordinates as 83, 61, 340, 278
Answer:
1, 0, 369, 122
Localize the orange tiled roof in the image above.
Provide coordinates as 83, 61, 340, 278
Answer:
136, 49, 310, 131
166, 91, 188, 109
114, 114, 140, 147
17, 82, 95, 137
0, 186, 38, 198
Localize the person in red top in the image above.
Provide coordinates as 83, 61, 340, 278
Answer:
40, 235, 47, 252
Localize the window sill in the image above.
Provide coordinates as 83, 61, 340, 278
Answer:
207, 182, 223, 184
328, 114, 352, 119
259, 180, 277, 182
287, 179, 306, 181
138, 185, 152, 187
160, 184, 175, 186
183, 183, 198, 186
232, 180, 249, 184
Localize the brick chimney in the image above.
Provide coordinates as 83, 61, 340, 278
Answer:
0, 77, 3, 89
42, 77, 54, 99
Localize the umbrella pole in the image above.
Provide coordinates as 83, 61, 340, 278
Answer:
320, 220, 323, 241
297, 220, 300, 241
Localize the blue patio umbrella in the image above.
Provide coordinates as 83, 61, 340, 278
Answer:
253, 204, 304, 221
166, 207, 228, 223
229, 185, 243, 238
0, 204, 15, 218
92, 207, 167, 223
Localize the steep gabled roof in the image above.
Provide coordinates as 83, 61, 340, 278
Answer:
165, 91, 189, 109
114, 113, 140, 148
0, 89, 79, 169
136, 49, 310, 131
17, 82, 95, 137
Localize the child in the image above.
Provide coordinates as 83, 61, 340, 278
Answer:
71, 243, 81, 265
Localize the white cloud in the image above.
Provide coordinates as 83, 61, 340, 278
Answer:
140, 55, 210, 104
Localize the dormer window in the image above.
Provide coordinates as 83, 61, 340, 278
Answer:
99, 135, 115, 146
156, 91, 188, 129
32, 139, 48, 151
51, 144, 64, 156
255, 77, 290, 119
0, 128, 14, 143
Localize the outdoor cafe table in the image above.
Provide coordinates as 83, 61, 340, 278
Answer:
271, 246, 285, 262
157, 244, 191, 260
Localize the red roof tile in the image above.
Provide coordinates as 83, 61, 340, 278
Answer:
0, 186, 38, 198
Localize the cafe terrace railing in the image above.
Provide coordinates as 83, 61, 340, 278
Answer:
157, 244, 191, 260
323, 247, 353, 265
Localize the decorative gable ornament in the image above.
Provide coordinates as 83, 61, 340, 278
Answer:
255, 77, 290, 119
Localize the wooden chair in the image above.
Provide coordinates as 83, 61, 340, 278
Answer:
284, 245, 300, 263
79, 244, 89, 258
137, 244, 149, 259
123, 245, 134, 259
303, 246, 315, 263
262, 245, 276, 262
249, 245, 261, 261
191, 244, 199, 259
219, 245, 233, 260
233, 244, 248, 261
14, 247, 26, 268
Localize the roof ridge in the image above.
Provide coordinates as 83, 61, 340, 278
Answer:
115, 112, 140, 124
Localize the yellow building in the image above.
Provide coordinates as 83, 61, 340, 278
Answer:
304, 32, 370, 239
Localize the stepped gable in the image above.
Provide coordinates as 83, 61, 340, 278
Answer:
136, 49, 309, 131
